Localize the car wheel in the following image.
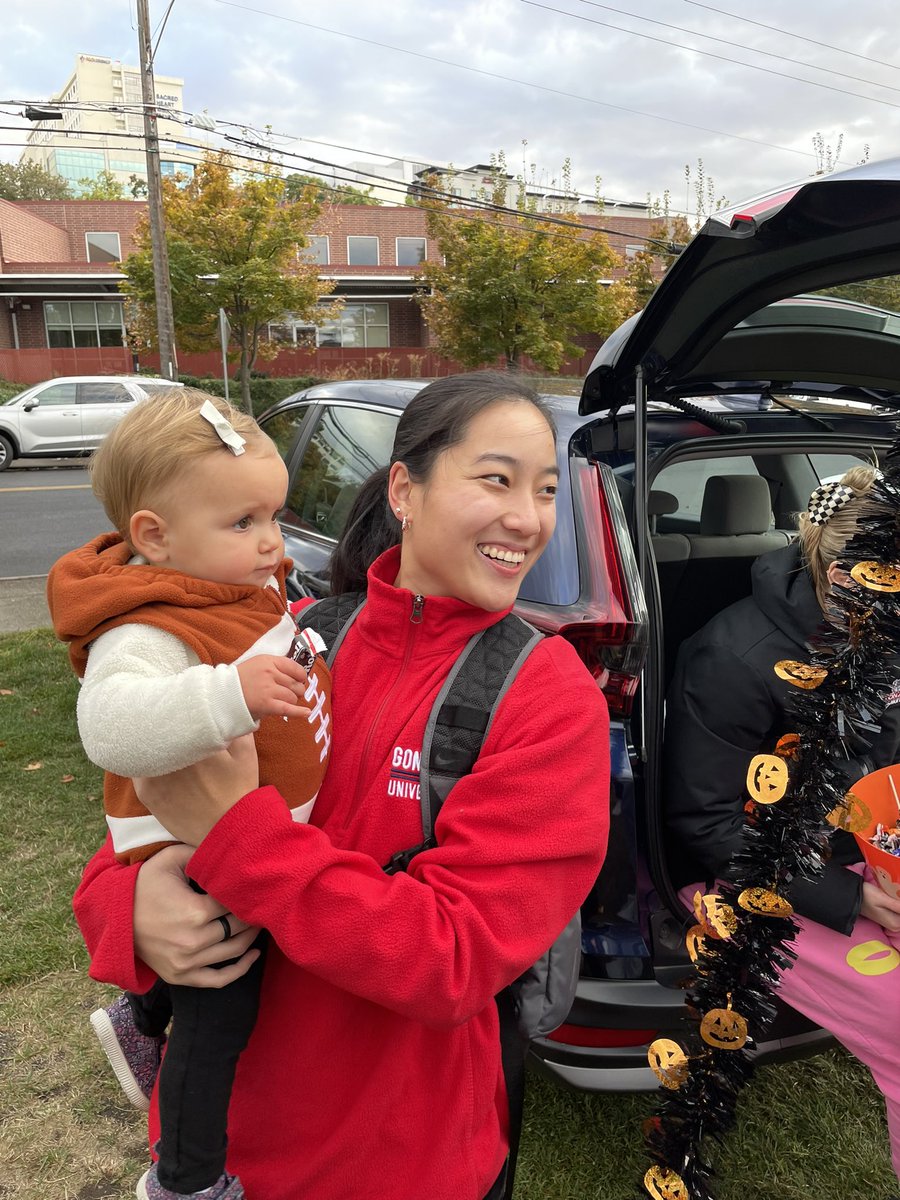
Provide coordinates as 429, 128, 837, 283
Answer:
0, 434, 14, 472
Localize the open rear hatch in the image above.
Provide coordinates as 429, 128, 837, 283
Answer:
581, 159, 900, 416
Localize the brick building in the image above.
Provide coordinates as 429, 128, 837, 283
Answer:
0, 197, 657, 356
0, 200, 143, 351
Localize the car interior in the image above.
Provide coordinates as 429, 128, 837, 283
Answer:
650, 446, 874, 687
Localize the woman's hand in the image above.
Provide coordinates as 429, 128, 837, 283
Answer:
859, 880, 900, 933
134, 733, 260, 847
134, 843, 261, 987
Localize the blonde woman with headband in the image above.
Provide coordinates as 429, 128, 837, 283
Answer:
48, 389, 332, 1200
664, 464, 900, 1187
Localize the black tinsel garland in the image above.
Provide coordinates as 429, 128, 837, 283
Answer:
642, 437, 900, 1200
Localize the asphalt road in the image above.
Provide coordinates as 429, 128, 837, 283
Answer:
0, 460, 111, 632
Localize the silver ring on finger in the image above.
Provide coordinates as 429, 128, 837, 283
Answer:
216, 914, 233, 943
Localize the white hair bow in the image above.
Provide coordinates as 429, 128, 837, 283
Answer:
199, 399, 246, 456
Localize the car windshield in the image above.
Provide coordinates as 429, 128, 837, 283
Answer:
3, 388, 31, 405
135, 382, 177, 396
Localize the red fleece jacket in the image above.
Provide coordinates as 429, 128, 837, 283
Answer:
73, 546, 610, 1200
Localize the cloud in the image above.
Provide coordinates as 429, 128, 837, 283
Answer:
1, 0, 897, 219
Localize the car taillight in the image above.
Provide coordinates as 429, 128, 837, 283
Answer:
547, 1024, 658, 1048
519, 460, 647, 719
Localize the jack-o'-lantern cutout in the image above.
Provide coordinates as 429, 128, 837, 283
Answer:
746, 754, 789, 804
685, 923, 713, 963
647, 1038, 689, 1089
850, 561, 900, 592
773, 660, 828, 689
775, 732, 801, 760
826, 790, 872, 834
700, 996, 749, 1050
692, 891, 738, 939
643, 1165, 689, 1200
737, 886, 794, 918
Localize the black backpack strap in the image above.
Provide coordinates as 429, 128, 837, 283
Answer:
296, 592, 366, 668
419, 613, 541, 1200
419, 613, 543, 835
497, 988, 527, 1200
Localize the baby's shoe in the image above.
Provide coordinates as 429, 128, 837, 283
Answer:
136, 1163, 245, 1199
90, 994, 166, 1112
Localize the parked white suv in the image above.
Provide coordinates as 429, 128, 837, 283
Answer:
0, 376, 183, 471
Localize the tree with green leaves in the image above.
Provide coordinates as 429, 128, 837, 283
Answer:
120, 153, 337, 411
76, 170, 126, 200
283, 173, 379, 206
418, 157, 631, 371
0, 160, 72, 200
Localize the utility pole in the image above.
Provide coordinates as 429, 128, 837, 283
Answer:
136, 0, 178, 380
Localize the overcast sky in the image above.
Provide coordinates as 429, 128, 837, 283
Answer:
4, 0, 899, 220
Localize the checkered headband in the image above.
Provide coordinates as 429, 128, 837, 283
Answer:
807, 481, 855, 526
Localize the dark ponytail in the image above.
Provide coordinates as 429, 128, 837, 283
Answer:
328, 466, 398, 595
328, 370, 556, 595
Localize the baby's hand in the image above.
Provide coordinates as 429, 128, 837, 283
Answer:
237, 654, 311, 720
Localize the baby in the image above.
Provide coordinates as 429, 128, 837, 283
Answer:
48, 388, 332, 1200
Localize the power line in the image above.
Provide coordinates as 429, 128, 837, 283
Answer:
9, 93, 694, 222
681, 1, 900, 76
572, 0, 900, 97
524, 0, 900, 112
4, 122, 679, 258
206, 0, 820, 164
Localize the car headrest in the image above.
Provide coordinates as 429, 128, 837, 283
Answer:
648, 489, 679, 517
700, 475, 772, 535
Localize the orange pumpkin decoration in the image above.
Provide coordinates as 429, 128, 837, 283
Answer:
647, 1038, 690, 1089
685, 923, 713, 963
737, 886, 794, 917
700, 999, 749, 1050
774, 732, 801, 760
850, 561, 900, 592
826, 789, 872, 834
692, 891, 738, 939
746, 754, 790, 804
773, 660, 828, 689
644, 1166, 690, 1200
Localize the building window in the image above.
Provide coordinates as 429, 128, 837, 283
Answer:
160, 161, 195, 180
624, 244, 643, 260
317, 302, 389, 348
86, 232, 121, 264
301, 236, 329, 265
396, 237, 426, 266
53, 148, 105, 181
44, 299, 126, 348
347, 236, 379, 266
266, 316, 317, 347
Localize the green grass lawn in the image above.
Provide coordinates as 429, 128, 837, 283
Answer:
0, 630, 894, 1199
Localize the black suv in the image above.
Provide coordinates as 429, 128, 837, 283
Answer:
258, 158, 900, 1092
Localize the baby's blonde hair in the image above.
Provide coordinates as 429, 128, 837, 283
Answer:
797, 464, 878, 610
90, 387, 270, 543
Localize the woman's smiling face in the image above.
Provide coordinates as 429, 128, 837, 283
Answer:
389, 399, 558, 612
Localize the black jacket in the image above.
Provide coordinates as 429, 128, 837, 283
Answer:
664, 542, 900, 934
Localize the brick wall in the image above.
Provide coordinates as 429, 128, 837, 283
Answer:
13, 304, 51, 349
386, 298, 425, 345
0, 199, 69, 265
0, 198, 658, 279
312, 204, 658, 280
16, 200, 145, 262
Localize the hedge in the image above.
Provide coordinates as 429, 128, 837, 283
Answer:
149, 374, 325, 419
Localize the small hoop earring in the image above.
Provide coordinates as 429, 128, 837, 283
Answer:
401, 514, 411, 533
